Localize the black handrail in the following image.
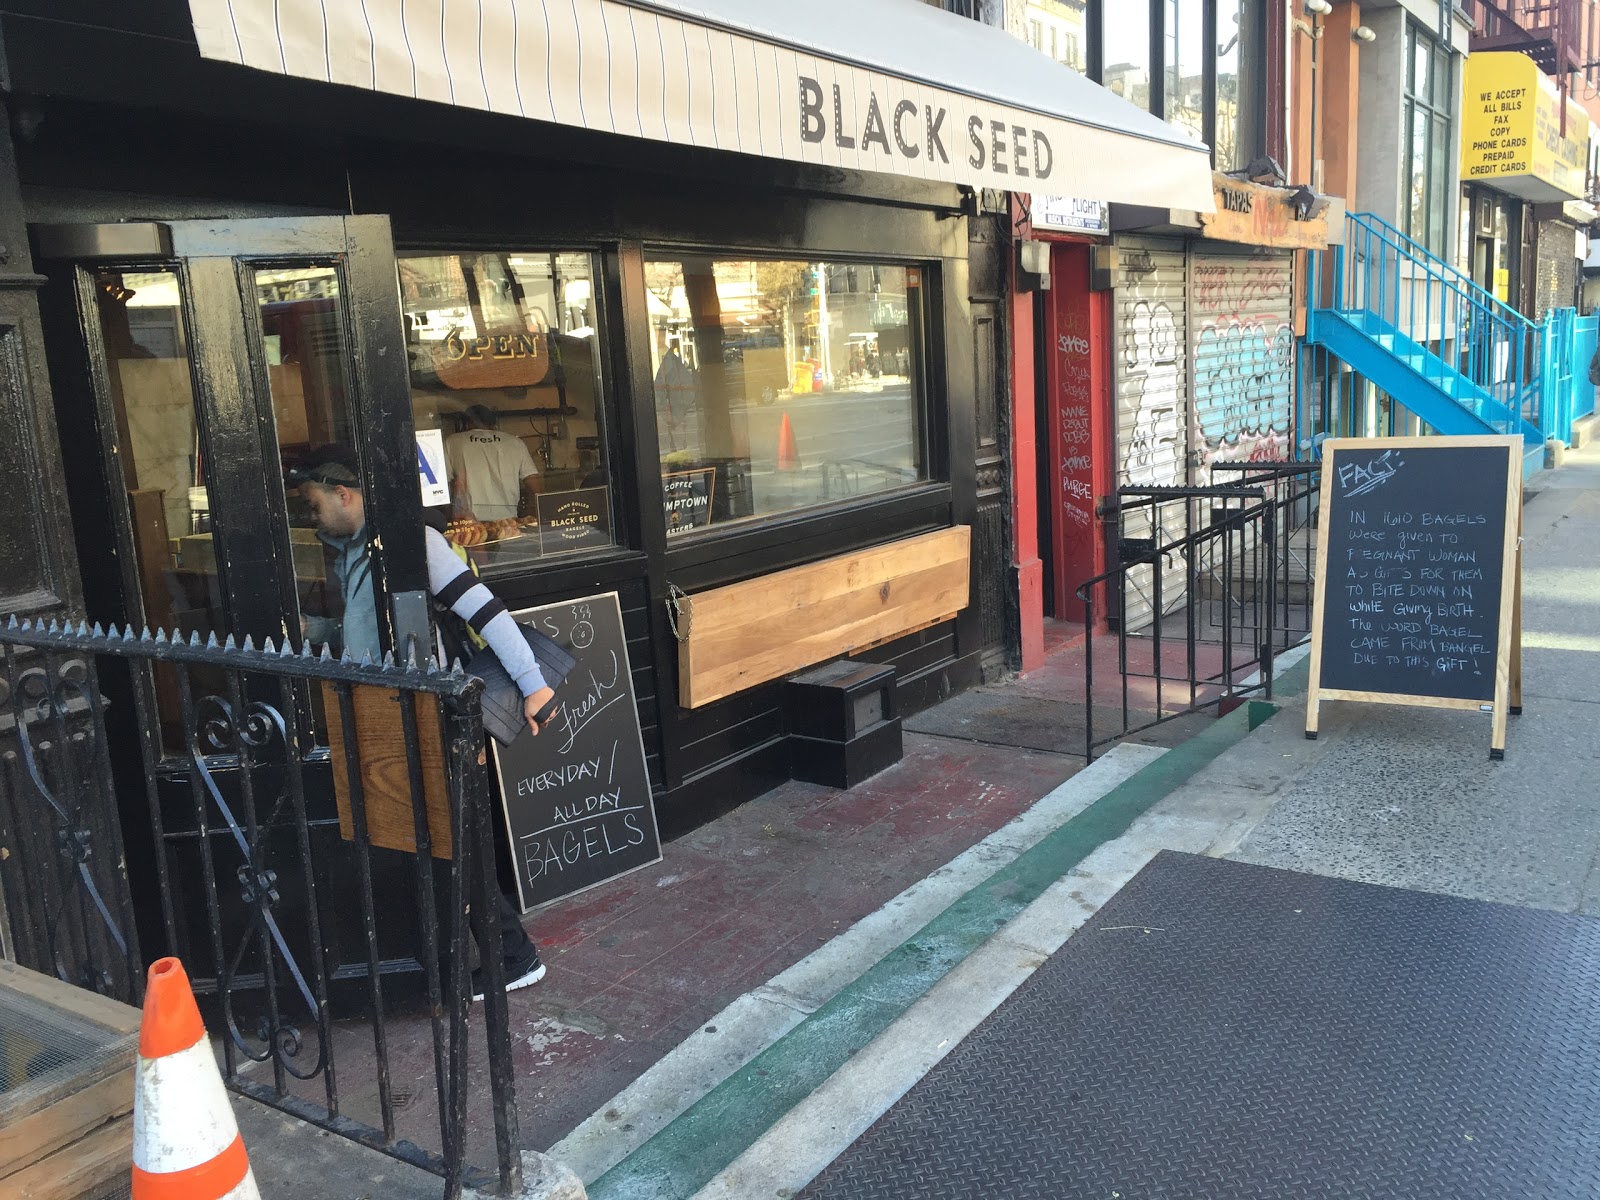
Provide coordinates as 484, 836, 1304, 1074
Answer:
1074, 465, 1320, 760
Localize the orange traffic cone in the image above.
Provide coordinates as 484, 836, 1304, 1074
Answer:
776, 411, 801, 471
132, 958, 260, 1200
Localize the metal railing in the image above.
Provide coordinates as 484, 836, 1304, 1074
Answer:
1541, 307, 1600, 445
1311, 211, 1540, 440
0, 618, 523, 1199
1464, 0, 1589, 73
1076, 464, 1320, 760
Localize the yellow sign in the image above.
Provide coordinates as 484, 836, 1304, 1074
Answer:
1462, 53, 1588, 202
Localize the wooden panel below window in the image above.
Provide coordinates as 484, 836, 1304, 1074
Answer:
679, 527, 971, 709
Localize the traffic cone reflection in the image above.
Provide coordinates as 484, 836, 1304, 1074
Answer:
132, 957, 261, 1200
777, 411, 801, 471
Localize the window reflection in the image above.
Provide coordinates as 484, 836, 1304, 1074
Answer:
94, 269, 224, 753
401, 253, 614, 569
1402, 23, 1453, 255
1103, 3, 1151, 112
1023, 0, 1087, 73
645, 258, 925, 532
1215, 0, 1243, 169
1164, 0, 1204, 143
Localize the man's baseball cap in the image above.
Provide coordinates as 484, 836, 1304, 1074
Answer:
285, 443, 362, 489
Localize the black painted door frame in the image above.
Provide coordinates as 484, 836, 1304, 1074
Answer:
34, 214, 428, 990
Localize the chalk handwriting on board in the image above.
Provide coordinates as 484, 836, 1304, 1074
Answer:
493, 592, 661, 910
553, 649, 624, 755
1337, 449, 1404, 498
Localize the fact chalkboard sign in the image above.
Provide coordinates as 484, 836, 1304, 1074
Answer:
1306, 436, 1523, 758
490, 592, 661, 910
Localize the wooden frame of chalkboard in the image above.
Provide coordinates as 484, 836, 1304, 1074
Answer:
1305, 435, 1523, 759
488, 591, 663, 910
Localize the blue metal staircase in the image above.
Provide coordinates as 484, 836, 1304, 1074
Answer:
1306, 212, 1547, 474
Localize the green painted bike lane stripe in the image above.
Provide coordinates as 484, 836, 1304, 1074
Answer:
589, 699, 1278, 1200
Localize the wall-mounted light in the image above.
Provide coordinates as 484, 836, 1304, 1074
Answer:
1304, 0, 1332, 14
1289, 186, 1332, 222
1353, 25, 1376, 42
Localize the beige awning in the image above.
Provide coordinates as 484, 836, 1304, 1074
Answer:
186, 0, 1216, 211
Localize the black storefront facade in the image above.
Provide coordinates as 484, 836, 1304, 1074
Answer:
0, 1, 1214, 978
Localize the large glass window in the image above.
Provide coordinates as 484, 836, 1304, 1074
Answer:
1214, 0, 1264, 172
1164, 0, 1205, 144
644, 258, 926, 532
1404, 22, 1455, 256
399, 252, 615, 570
1103, 3, 1152, 112
258, 267, 358, 613
1024, 0, 1089, 73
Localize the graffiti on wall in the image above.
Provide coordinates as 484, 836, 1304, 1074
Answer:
1121, 298, 1183, 487
1058, 311, 1095, 536
1191, 260, 1294, 465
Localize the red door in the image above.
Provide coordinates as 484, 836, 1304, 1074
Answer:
1044, 244, 1113, 623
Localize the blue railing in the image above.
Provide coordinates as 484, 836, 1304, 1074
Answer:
1309, 211, 1541, 441
1355, 212, 1529, 331
1541, 308, 1600, 445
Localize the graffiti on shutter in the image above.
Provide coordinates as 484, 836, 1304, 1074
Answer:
1113, 237, 1188, 632
1190, 251, 1294, 469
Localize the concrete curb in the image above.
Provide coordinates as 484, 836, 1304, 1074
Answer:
591, 703, 1274, 1200
553, 743, 1165, 1183
693, 697, 1321, 1199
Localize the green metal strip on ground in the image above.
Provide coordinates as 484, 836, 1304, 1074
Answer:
590, 702, 1278, 1200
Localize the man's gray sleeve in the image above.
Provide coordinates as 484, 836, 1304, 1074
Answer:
423, 528, 548, 697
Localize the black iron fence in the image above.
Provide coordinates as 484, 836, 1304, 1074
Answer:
0, 617, 522, 1199
1076, 463, 1320, 759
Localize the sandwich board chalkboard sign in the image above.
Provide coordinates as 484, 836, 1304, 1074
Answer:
489, 592, 661, 910
1306, 436, 1523, 759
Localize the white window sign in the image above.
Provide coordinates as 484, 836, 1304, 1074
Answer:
1034, 194, 1110, 234
416, 428, 450, 507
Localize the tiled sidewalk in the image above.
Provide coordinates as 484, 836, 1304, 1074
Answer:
508, 730, 1079, 1152
307, 723, 1084, 1168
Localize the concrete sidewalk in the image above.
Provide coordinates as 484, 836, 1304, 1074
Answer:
230, 444, 1600, 1198
1227, 440, 1600, 911
686, 443, 1600, 1199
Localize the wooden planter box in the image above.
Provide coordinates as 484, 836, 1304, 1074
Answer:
0, 961, 140, 1200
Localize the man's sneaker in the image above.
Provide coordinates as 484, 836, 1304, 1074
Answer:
471, 948, 546, 1002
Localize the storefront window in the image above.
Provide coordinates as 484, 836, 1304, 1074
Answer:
644, 258, 926, 533
1024, 1, 1088, 73
1214, 0, 1264, 172
1404, 22, 1454, 257
1163, 0, 1204, 144
1103, 4, 1152, 111
399, 252, 615, 570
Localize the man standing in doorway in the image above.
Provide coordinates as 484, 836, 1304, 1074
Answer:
291, 444, 552, 998
445, 404, 541, 520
